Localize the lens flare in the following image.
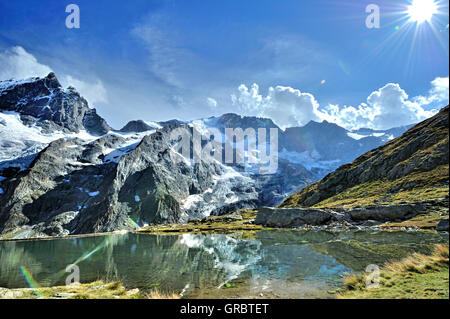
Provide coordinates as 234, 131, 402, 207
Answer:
126, 217, 140, 229
20, 266, 44, 297
408, 0, 438, 23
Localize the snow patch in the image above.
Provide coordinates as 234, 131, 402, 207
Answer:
347, 132, 366, 140
279, 149, 341, 171
348, 131, 387, 140
0, 111, 98, 170
144, 121, 162, 129
0, 78, 37, 92
103, 131, 153, 164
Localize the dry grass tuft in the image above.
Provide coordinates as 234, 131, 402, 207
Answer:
145, 289, 181, 299
338, 244, 449, 299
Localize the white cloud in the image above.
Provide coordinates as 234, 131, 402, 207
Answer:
231, 78, 447, 130
61, 75, 108, 106
0, 46, 108, 107
207, 97, 218, 108
131, 14, 198, 90
324, 82, 443, 130
171, 95, 186, 107
231, 83, 322, 129
0, 46, 52, 80
414, 77, 449, 106
132, 23, 180, 87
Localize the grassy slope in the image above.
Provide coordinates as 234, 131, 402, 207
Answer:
310, 164, 448, 209
338, 245, 449, 299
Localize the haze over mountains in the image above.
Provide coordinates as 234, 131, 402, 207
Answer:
0, 73, 414, 238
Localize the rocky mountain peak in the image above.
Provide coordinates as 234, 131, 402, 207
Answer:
43, 72, 61, 89
120, 120, 158, 133
0, 73, 111, 135
202, 113, 279, 132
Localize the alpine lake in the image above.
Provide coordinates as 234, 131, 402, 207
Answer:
0, 229, 448, 298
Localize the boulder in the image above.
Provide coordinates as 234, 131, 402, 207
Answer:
346, 204, 427, 222
254, 207, 332, 227
436, 218, 449, 231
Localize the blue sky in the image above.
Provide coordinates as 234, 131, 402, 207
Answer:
0, 0, 448, 130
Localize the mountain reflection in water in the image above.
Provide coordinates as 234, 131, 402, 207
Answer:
0, 230, 447, 298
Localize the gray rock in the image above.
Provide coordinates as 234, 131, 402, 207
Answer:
346, 204, 426, 222
437, 218, 449, 231
215, 212, 243, 222
254, 204, 429, 229
0, 288, 24, 299
358, 220, 382, 227
254, 207, 332, 227
125, 288, 140, 296
52, 292, 76, 298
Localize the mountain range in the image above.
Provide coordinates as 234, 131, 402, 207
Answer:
0, 73, 416, 238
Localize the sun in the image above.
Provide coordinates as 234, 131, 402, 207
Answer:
408, 0, 438, 23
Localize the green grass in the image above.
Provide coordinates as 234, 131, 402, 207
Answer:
1, 280, 181, 299
338, 245, 449, 299
136, 209, 263, 237
379, 212, 449, 229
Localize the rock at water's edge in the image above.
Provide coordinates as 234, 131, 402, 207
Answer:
437, 218, 449, 231
254, 207, 333, 227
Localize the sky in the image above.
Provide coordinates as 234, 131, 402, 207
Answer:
0, 0, 448, 130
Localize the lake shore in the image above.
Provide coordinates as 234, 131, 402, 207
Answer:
1, 206, 448, 242
137, 208, 449, 235
0, 280, 180, 299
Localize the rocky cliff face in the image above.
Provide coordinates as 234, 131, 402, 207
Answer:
281, 105, 449, 209
0, 73, 111, 135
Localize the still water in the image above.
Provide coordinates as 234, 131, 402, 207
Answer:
0, 230, 448, 298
